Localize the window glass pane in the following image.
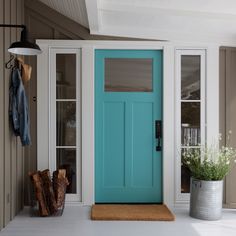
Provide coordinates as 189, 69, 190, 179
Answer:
181, 102, 200, 146
105, 58, 153, 92
181, 148, 200, 193
181, 55, 200, 100
56, 101, 76, 146
56, 148, 76, 194
56, 54, 76, 99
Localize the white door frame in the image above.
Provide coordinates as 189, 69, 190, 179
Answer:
37, 40, 219, 208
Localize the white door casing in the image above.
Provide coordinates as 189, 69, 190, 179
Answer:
37, 40, 219, 207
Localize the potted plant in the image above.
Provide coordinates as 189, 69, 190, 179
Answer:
182, 137, 236, 220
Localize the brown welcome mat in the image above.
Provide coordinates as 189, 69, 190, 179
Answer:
91, 204, 175, 221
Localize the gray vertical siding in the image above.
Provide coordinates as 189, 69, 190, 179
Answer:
0, 0, 5, 229
0, 0, 24, 230
220, 47, 236, 208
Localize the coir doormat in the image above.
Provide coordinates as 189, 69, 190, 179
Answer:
91, 204, 175, 221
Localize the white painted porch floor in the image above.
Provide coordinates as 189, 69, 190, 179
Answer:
1, 206, 236, 236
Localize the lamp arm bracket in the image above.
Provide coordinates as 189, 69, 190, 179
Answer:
0, 24, 26, 29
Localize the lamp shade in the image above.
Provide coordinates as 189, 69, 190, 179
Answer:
8, 27, 42, 55
8, 41, 42, 55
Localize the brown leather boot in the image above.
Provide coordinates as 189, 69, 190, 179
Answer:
39, 169, 58, 215
29, 171, 49, 217
53, 169, 69, 208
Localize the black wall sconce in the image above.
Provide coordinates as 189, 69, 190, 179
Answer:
0, 24, 42, 55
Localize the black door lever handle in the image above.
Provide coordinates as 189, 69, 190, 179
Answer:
155, 120, 162, 151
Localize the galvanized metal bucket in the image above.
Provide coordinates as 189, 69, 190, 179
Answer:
190, 178, 223, 220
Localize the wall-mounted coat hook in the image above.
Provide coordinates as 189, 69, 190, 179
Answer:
5, 54, 15, 69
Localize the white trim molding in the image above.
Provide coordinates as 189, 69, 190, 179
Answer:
85, 0, 101, 33
37, 40, 219, 208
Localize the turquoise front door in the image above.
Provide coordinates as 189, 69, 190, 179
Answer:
95, 50, 163, 203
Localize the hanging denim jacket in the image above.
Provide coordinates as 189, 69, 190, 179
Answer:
9, 68, 31, 146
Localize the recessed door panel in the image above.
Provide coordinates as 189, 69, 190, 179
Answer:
103, 102, 125, 188
132, 102, 154, 188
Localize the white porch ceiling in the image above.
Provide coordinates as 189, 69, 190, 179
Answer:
38, 0, 236, 44
38, 0, 89, 28
94, 0, 236, 43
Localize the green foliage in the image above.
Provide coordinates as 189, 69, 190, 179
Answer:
182, 146, 236, 181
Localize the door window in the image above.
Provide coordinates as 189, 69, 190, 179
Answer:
50, 49, 81, 202
105, 58, 153, 92
175, 50, 206, 202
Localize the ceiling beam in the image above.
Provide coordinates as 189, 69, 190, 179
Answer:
85, 0, 101, 33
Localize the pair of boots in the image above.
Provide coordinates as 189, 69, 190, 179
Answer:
29, 169, 69, 216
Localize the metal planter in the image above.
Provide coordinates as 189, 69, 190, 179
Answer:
190, 178, 223, 220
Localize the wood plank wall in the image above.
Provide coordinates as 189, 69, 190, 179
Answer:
0, 0, 24, 230
220, 47, 236, 208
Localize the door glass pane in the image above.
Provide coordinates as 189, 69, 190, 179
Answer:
56, 54, 76, 99
105, 58, 153, 92
181, 102, 200, 146
181, 55, 200, 100
181, 148, 200, 193
56, 148, 76, 194
56, 101, 76, 146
